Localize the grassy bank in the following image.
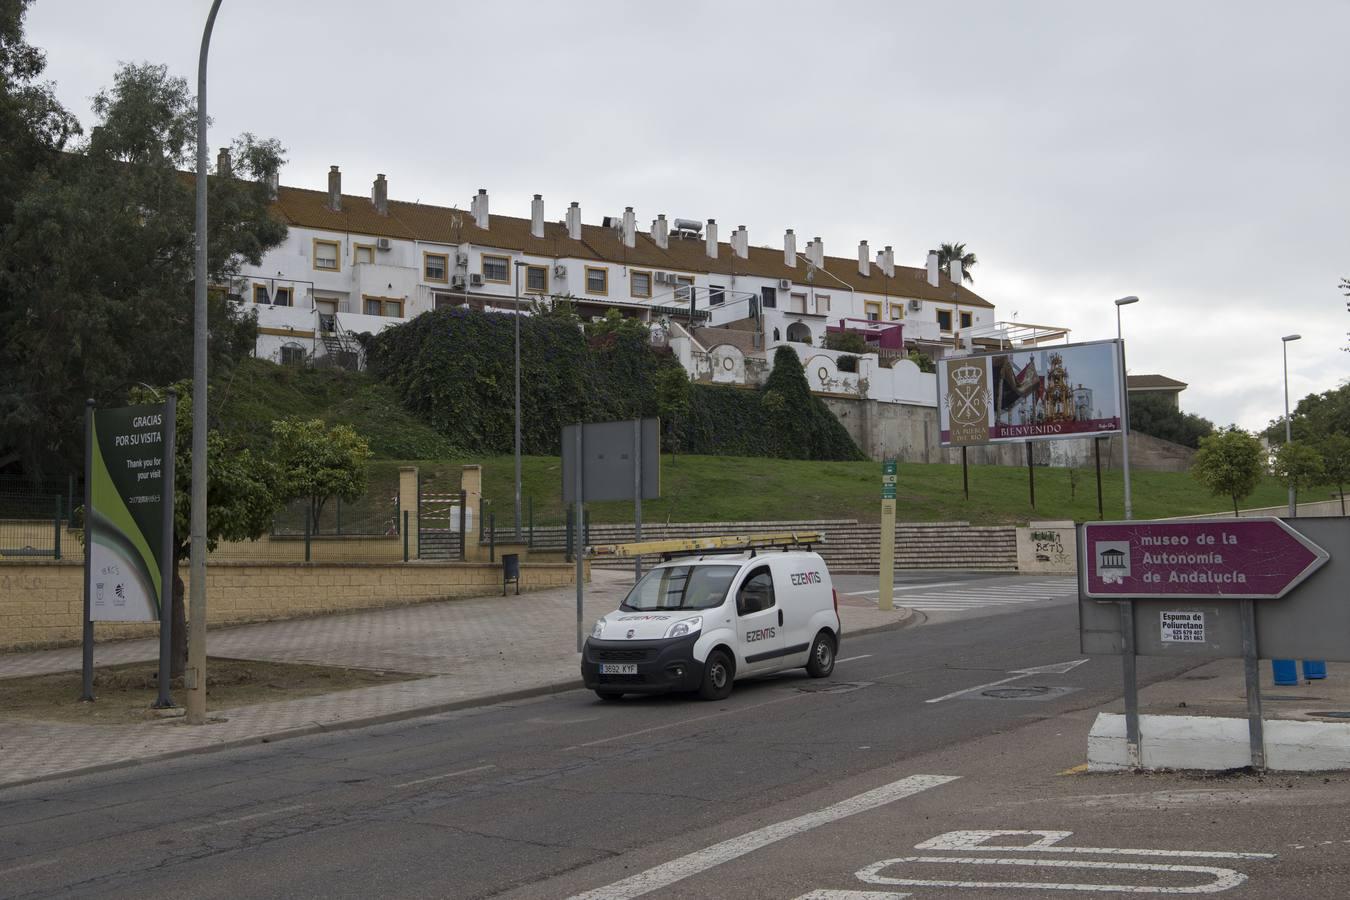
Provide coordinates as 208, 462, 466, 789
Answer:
384, 454, 1290, 527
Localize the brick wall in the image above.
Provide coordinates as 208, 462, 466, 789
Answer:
0, 560, 580, 652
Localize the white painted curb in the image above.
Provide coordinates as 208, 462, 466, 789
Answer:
1088, 713, 1350, 772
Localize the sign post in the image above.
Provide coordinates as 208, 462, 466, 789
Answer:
82, 399, 178, 707
879, 460, 897, 612
1081, 517, 1331, 770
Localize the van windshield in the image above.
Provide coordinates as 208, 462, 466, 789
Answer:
619, 564, 739, 611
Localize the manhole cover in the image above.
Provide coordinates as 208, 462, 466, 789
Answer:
963, 685, 1079, 702
984, 686, 1052, 699
1307, 711, 1350, 719
795, 681, 871, 695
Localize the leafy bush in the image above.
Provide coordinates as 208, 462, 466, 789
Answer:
824, 331, 869, 354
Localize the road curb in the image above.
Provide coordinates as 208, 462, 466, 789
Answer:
4, 609, 921, 792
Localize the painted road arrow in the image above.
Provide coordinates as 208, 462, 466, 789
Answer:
925, 659, 1088, 704
1081, 517, 1329, 600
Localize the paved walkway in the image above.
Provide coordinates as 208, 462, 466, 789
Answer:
0, 571, 914, 787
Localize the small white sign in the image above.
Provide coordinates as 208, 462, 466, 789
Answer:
1161, 610, 1206, 643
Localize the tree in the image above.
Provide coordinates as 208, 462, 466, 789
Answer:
824, 331, 869, 354
0, 0, 79, 232
1128, 394, 1214, 449
1271, 441, 1325, 511
1318, 433, 1350, 515
936, 242, 978, 283
0, 62, 287, 478
1263, 381, 1350, 446
1191, 428, 1266, 517
270, 417, 372, 532
132, 383, 281, 675
654, 367, 692, 464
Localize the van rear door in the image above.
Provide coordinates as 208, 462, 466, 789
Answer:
734, 564, 783, 674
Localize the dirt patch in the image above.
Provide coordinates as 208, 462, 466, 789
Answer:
0, 657, 425, 725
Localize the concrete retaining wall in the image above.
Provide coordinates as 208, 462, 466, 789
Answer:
0, 560, 580, 652
1089, 712, 1350, 772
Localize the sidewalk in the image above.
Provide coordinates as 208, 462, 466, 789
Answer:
0, 570, 914, 788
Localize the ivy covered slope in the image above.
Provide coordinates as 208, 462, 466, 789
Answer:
210, 358, 459, 460
367, 307, 864, 461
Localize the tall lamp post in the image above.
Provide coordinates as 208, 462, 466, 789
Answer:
1115, 296, 1140, 520
1282, 334, 1302, 518
512, 261, 527, 541
187, 0, 224, 725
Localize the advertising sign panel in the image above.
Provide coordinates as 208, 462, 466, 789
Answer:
88, 403, 174, 622
937, 339, 1123, 447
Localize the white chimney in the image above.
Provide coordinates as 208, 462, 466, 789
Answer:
784, 229, 796, 267
652, 214, 669, 249
473, 188, 489, 230
530, 194, 544, 238
567, 201, 581, 240
882, 245, 895, 277
622, 207, 636, 248
926, 250, 940, 287
327, 166, 341, 211
706, 219, 718, 259
733, 225, 749, 260
810, 237, 824, 268
951, 258, 963, 286
858, 240, 870, 277
372, 174, 388, 215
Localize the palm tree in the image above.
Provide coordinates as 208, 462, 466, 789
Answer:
936, 243, 978, 284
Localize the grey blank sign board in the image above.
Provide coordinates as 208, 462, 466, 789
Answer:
562, 418, 661, 503
1080, 517, 1350, 661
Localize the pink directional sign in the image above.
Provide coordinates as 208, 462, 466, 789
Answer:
1081, 517, 1329, 600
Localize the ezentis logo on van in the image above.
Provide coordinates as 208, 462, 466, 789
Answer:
580, 548, 842, 702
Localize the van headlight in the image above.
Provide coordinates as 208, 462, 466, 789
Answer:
591, 618, 606, 639
665, 616, 702, 639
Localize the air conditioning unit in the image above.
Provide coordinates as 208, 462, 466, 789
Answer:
469, 273, 484, 287
655, 272, 672, 284
552, 264, 567, 278
375, 237, 392, 251
451, 275, 466, 288
778, 279, 792, 291
908, 299, 923, 312
455, 251, 470, 265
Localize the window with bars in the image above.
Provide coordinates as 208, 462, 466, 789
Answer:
760, 285, 777, 309
586, 267, 608, 294
631, 271, 652, 298
525, 265, 548, 293
482, 255, 510, 283
274, 287, 293, 307
424, 253, 448, 282
253, 284, 269, 304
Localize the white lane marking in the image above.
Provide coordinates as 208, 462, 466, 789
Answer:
393, 764, 496, 788
837, 654, 873, 664
793, 892, 912, 899
183, 803, 309, 832
0, 858, 59, 877
563, 694, 801, 751
847, 581, 973, 595
857, 856, 1248, 893
917, 830, 1275, 860
924, 659, 1088, 704
566, 774, 959, 900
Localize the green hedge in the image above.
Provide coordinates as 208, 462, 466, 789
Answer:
369, 309, 863, 461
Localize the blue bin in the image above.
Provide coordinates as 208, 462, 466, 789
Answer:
1302, 660, 1327, 680
1272, 659, 1299, 686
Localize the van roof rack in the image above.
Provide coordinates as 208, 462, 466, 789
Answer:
587, 531, 826, 561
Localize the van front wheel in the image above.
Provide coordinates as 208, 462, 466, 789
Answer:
806, 632, 836, 678
698, 650, 734, 701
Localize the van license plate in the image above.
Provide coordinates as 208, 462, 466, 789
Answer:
600, 663, 638, 675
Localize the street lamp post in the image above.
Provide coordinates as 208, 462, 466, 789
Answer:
187, 0, 224, 725
1282, 334, 1302, 518
512, 261, 526, 541
1115, 296, 1140, 520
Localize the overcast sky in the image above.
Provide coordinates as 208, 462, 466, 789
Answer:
26, 0, 1350, 431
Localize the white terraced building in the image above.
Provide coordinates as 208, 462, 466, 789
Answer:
232, 162, 1063, 404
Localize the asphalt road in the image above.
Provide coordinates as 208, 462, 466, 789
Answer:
3, 577, 1346, 899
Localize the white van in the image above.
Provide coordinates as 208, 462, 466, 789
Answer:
581, 549, 841, 701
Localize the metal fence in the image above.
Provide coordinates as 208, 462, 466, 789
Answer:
0, 492, 69, 561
